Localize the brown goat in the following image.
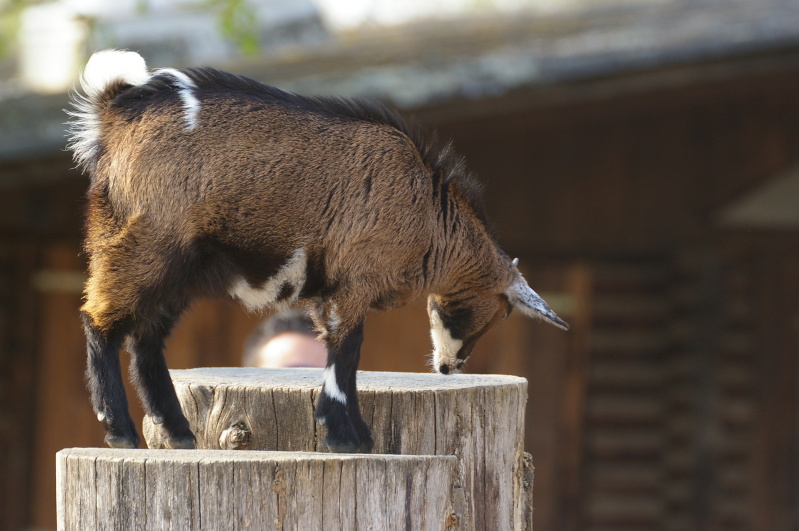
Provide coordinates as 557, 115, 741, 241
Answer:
67, 50, 567, 452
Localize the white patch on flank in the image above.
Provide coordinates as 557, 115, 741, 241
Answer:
229, 248, 307, 312
67, 50, 150, 172
153, 68, 201, 130
323, 364, 347, 405
429, 310, 463, 372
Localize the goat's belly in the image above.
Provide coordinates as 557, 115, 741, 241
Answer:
228, 247, 307, 311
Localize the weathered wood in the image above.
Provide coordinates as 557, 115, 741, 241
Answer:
57, 448, 456, 530
143, 368, 530, 529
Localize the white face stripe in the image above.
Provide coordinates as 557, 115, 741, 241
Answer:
153, 68, 200, 130
323, 364, 347, 405
229, 248, 307, 312
430, 310, 463, 371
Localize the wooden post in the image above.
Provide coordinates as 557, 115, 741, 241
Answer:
57, 448, 456, 530
141, 368, 532, 530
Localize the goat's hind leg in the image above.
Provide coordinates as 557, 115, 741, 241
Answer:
127, 312, 195, 449
82, 312, 139, 448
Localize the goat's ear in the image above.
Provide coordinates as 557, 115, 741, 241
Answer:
505, 268, 569, 331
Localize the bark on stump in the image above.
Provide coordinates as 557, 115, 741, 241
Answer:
56, 448, 456, 530
142, 368, 533, 530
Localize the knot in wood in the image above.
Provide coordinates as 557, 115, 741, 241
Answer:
219, 421, 251, 450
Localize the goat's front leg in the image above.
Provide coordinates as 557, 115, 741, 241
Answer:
315, 320, 373, 453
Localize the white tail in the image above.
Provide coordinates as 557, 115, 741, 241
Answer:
80, 49, 149, 98
67, 50, 150, 174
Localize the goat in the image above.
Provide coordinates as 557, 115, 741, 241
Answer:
67, 50, 568, 453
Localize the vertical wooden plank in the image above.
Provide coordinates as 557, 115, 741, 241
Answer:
272, 388, 316, 452
94, 454, 147, 530
384, 457, 411, 527
482, 384, 520, 530
355, 457, 389, 530
120, 455, 148, 529
271, 459, 294, 527
286, 459, 324, 529
338, 458, 358, 527
321, 459, 343, 528
94, 456, 123, 530
423, 458, 459, 531
434, 386, 481, 530
395, 390, 437, 455
233, 456, 277, 529
61, 453, 98, 531
469, 387, 487, 530
198, 456, 235, 530
369, 386, 395, 454
56, 450, 67, 531
145, 456, 200, 529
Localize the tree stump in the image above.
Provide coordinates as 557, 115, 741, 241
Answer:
56, 448, 457, 530
142, 368, 532, 530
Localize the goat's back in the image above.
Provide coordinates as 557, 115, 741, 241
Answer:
78, 65, 439, 307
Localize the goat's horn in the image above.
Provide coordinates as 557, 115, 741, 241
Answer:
505, 274, 569, 331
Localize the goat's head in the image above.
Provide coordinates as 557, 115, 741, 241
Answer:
428, 258, 568, 375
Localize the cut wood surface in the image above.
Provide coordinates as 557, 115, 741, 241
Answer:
57, 447, 456, 530
142, 368, 531, 530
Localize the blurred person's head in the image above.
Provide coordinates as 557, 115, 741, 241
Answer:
243, 309, 327, 368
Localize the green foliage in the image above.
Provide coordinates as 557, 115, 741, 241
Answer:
0, 0, 261, 60
203, 0, 260, 57
0, 0, 35, 58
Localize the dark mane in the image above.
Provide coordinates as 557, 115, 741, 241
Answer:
181, 67, 489, 225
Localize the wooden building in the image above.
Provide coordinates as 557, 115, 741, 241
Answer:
2, 1, 799, 529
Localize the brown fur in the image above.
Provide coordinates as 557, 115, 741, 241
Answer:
69, 56, 564, 451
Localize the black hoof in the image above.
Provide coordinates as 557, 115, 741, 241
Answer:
357, 439, 374, 454
105, 433, 139, 449
325, 435, 360, 454
320, 415, 361, 453
166, 435, 196, 449
351, 417, 373, 453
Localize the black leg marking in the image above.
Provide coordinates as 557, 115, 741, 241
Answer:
127, 313, 195, 449
315, 321, 372, 453
82, 312, 139, 448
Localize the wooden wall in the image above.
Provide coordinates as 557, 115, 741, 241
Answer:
2, 54, 799, 531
